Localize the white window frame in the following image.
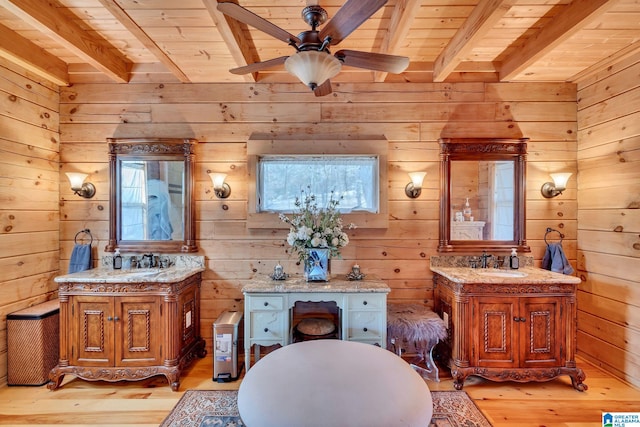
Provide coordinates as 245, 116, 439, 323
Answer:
247, 139, 389, 229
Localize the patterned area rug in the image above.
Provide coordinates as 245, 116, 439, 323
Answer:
160, 389, 492, 426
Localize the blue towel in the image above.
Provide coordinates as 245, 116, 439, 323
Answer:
542, 242, 574, 275
68, 244, 92, 273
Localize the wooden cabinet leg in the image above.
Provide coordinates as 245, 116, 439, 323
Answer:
47, 367, 64, 391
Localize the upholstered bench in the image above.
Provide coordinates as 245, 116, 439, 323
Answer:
238, 340, 432, 427
387, 303, 448, 381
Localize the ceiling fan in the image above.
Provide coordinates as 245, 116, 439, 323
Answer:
217, 0, 410, 96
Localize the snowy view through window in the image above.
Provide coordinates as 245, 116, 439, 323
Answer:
258, 156, 379, 213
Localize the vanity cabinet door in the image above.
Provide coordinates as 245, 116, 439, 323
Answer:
71, 295, 162, 367
71, 296, 115, 366
520, 298, 562, 367
474, 297, 562, 369
475, 299, 517, 368
116, 296, 161, 366
177, 283, 199, 353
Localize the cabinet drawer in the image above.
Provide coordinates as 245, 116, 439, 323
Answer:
250, 312, 286, 340
248, 296, 284, 311
347, 294, 385, 310
347, 311, 383, 339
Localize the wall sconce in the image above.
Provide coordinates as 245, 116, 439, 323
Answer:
65, 172, 95, 198
209, 173, 231, 199
541, 172, 572, 198
405, 172, 427, 198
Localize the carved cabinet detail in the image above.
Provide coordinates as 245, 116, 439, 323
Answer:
434, 274, 587, 391
49, 273, 206, 391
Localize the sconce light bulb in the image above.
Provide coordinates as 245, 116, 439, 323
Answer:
541, 172, 572, 198
405, 171, 426, 198
66, 172, 88, 190
65, 172, 95, 198
208, 172, 231, 199
550, 172, 572, 191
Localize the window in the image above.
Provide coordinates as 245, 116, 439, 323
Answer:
247, 139, 388, 228
257, 156, 379, 213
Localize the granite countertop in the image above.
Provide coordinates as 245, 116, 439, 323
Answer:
54, 266, 205, 284
242, 275, 391, 293
430, 266, 581, 284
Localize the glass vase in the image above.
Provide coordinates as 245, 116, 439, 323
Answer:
304, 248, 330, 282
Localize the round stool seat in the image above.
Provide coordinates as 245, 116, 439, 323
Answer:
296, 317, 336, 336
238, 340, 432, 427
293, 317, 337, 342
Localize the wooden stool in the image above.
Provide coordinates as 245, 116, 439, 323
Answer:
387, 303, 448, 381
292, 317, 338, 342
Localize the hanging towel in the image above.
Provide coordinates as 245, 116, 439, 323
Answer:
68, 243, 92, 274
542, 242, 574, 275
147, 179, 173, 240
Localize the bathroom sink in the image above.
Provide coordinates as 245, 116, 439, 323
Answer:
118, 270, 161, 277
476, 270, 528, 278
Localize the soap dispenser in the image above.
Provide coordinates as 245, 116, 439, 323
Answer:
509, 248, 519, 269
463, 197, 472, 221
113, 248, 122, 270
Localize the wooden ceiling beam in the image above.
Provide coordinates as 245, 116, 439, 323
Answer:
433, 0, 514, 82
0, 23, 68, 86
571, 40, 640, 84
373, 0, 421, 82
0, 0, 130, 83
500, 0, 617, 81
204, 0, 259, 82
97, 0, 190, 83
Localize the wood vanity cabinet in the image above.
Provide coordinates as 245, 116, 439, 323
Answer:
434, 273, 587, 391
49, 273, 206, 391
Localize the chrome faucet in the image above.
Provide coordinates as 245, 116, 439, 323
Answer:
480, 251, 492, 268
141, 253, 155, 268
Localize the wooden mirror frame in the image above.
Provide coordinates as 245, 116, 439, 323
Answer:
105, 137, 198, 253
438, 138, 530, 253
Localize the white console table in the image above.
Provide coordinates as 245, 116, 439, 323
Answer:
242, 275, 390, 372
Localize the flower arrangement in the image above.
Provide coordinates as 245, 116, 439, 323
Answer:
279, 189, 356, 263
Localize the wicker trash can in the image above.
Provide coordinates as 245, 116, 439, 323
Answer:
7, 299, 60, 386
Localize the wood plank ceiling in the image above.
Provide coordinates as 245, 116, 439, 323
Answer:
0, 0, 638, 87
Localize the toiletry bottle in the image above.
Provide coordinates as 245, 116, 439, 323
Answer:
113, 248, 122, 270
463, 197, 472, 221
509, 248, 519, 269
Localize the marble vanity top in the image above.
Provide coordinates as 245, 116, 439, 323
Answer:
430, 266, 581, 284
242, 275, 391, 293
54, 266, 205, 284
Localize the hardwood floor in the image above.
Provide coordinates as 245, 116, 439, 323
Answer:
0, 355, 638, 426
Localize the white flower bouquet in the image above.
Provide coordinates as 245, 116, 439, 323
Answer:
279, 189, 356, 264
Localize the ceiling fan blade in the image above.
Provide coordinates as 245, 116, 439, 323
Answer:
230, 56, 288, 74
217, 2, 301, 44
319, 0, 387, 45
313, 79, 333, 97
335, 50, 409, 74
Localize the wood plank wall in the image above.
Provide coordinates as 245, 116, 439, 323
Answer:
576, 52, 640, 388
55, 80, 579, 360
0, 58, 60, 385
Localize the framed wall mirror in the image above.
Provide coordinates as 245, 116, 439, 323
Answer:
438, 138, 530, 253
105, 138, 198, 253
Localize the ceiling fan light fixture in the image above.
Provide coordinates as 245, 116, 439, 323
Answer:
285, 51, 341, 90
